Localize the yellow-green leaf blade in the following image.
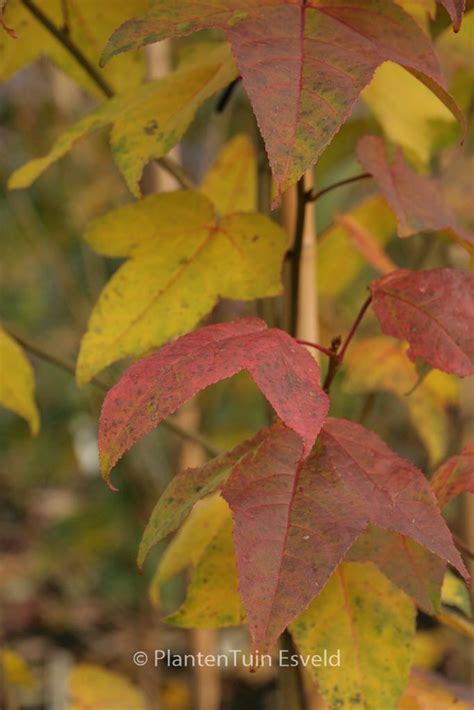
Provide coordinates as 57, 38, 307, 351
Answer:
200, 134, 257, 215
290, 561, 416, 710
9, 43, 237, 197
0, 327, 39, 434
77, 192, 287, 384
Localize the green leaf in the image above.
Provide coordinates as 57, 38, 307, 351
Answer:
0, 326, 39, 434
76, 190, 287, 384
9, 43, 237, 197
290, 562, 416, 710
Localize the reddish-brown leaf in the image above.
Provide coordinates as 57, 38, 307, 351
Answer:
371, 269, 474, 377
222, 417, 466, 652
357, 136, 474, 253
101, 1, 462, 198
431, 443, 474, 508
348, 526, 445, 614
98, 318, 328, 483
438, 0, 465, 31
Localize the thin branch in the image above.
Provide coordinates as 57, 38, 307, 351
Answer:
21, 0, 194, 191
21, 0, 114, 97
323, 295, 372, 392
453, 533, 474, 560
289, 178, 309, 337
338, 295, 372, 362
307, 173, 372, 202
4, 325, 220, 458
296, 339, 334, 359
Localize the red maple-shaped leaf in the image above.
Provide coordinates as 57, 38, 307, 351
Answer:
371, 269, 474, 377
431, 443, 474, 508
357, 136, 473, 252
98, 318, 329, 485
222, 418, 467, 653
101, 1, 462, 198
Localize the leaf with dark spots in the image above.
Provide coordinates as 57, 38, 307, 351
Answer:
221, 417, 466, 652
101, 0, 463, 199
138, 426, 273, 567
357, 136, 473, 256
431, 443, 474, 507
98, 317, 329, 482
371, 268, 474, 376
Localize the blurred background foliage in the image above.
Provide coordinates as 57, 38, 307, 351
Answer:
0, 3, 473, 708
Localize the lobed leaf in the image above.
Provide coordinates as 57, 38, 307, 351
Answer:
9, 43, 237, 196
430, 443, 474, 507
222, 417, 466, 652
76, 191, 287, 384
357, 135, 474, 255
370, 268, 474, 377
101, 0, 463, 199
99, 318, 329, 483
0, 326, 39, 435
290, 562, 416, 710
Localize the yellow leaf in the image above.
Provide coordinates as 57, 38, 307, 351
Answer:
318, 196, 397, 298
441, 569, 472, 617
0, 327, 39, 434
68, 663, 146, 709
76, 191, 287, 384
395, 0, 436, 28
9, 43, 238, 197
413, 630, 446, 670
344, 337, 458, 465
1, 648, 34, 689
0, 0, 147, 95
362, 62, 455, 166
166, 517, 245, 628
290, 562, 415, 710
200, 134, 257, 215
399, 671, 470, 709
149, 494, 229, 605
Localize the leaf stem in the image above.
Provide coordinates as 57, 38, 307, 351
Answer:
323, 295, 372, 392
3, 324, 220, 458
289, 178, 309, 337
306, 172, 372, 202
296, 339, 334, 359
20, 0, 195, 191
